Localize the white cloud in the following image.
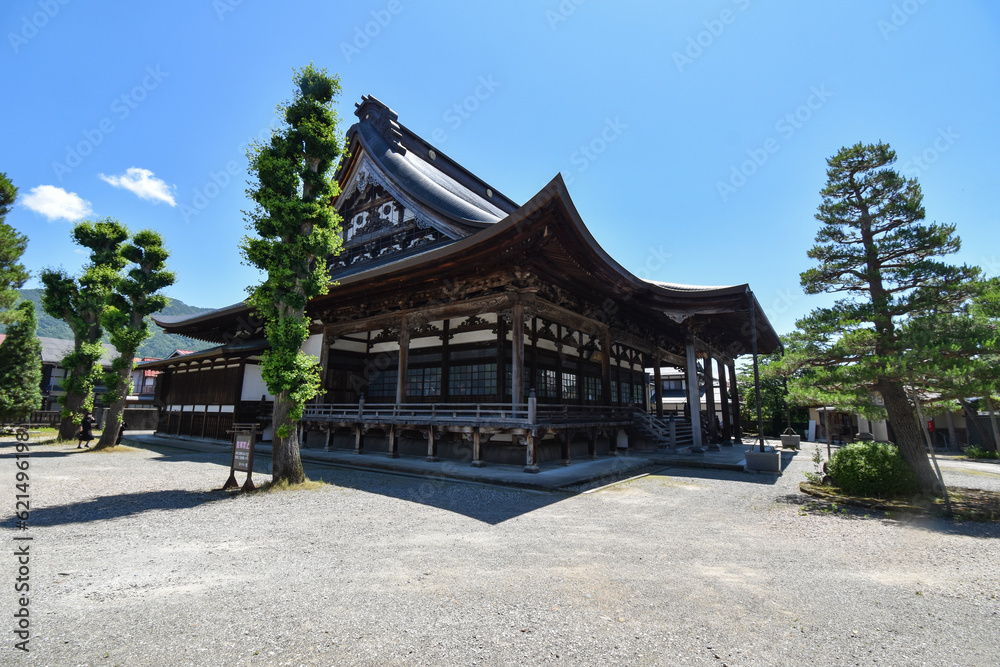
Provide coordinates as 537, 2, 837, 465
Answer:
99, 167, 176, 206
21, 185, 94, 222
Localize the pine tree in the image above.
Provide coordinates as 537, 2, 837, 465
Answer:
240, 64, 345, 484
0, 300, 43, 423
793, 142, 980, 495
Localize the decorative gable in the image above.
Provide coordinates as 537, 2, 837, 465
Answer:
331, 180, 448, 271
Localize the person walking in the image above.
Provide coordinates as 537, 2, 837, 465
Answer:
77, 411, 96, 448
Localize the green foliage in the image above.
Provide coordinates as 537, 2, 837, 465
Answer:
0, 301, 42, 421
964, 445, 1000, 460
101, 229, 175, 411
737, 342, 810, 437
0, 172, 29, 321
803, 444, 825, 484
827, 441, 921, 498
41, 218, 128, 431
240, 64, 345, 478
903, 277, 1000, 418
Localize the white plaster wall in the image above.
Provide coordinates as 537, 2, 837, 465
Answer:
241, 363, 274, 401
302, 333, 323, 359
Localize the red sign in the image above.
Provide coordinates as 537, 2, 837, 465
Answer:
927, 420, 935, 432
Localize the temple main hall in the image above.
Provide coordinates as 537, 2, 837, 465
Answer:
143, 95, 780, 471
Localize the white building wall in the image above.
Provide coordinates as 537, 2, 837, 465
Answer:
240, 363, 274, 401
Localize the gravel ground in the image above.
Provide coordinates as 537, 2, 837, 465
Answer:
2, 437, 998, 667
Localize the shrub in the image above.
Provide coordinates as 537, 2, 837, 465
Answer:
964, 445, 1000, 460
826, 441, 921, 498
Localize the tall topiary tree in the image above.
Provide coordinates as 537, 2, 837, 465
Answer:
0, 300, 43, 422
792, 142, 980, 495
240, 64, 345, 484
0, 171, 30, 323
95, 229, 175, 449
41, 218, 128, 440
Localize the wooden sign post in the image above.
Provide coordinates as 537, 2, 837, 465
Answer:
223, 423, 259, 492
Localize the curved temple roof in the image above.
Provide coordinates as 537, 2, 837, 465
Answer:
154, 96, 781, 357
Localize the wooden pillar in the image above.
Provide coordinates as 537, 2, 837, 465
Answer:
588, 428, 597, 459
426, 426, 438, 462
354, 425, 364, 454
704, 353, 720, 451
945, 411, 958, 450
686, 337, 704, 452
324, 425, 332, 452
718, 358, 732, 445
396, 317, 410, 407
530, 317, 538, 397
560, 433, 571, 466
471, 428, 484, 467
729, 360, 743, 444
511, 303, 525, 413
653, 351, 663, 418
441, 320, 451, 402
524, 433, 539, 473
387, 425, 398, 458
318, 326, 331, 400
496, 313, 506, 403
556, 325, 564, 402
600, 333, 612, 407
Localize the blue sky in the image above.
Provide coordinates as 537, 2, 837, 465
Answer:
3, 0, 998, 336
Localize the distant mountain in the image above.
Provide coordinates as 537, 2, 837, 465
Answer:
7, 289, 218, 358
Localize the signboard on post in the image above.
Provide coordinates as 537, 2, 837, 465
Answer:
223, 423, 258, 492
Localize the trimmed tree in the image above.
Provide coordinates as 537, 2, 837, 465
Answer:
0, 300, 43, 422
1, 172, 30, 322
95, 229, 175, 449
41, 218, 128, 440
793, 142, 980, 495
240, 64, 345, 484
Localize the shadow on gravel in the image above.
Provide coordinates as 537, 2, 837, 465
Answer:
773, 492, 1000, 538
0, 489, 227, 529
303, 466, 567, 525
118, 439, 564, 524
662, 466, 784, 485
